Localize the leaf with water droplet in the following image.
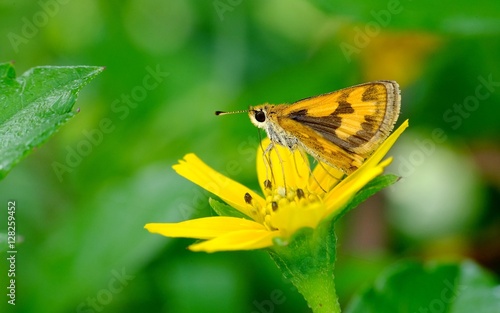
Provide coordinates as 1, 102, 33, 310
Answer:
0, 62, 104, 179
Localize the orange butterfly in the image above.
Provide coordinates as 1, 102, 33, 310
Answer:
217, 81, 401, 174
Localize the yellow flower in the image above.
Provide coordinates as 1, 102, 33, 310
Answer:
145, 120, 409, 253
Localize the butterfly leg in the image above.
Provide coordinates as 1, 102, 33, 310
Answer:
260, 142, 276, 190
268, 144, 288, 195
295, 149, 328, 193
314, 161, 346, 193
260, 141, 289, 195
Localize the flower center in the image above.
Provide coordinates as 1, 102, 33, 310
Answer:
244, 179, 321, 231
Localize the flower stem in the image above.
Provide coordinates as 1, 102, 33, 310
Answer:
291, 266, 340, 313
269, 221, 340, 312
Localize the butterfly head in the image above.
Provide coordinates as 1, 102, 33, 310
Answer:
248, 105, 271, 130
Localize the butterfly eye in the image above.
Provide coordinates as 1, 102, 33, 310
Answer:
255, 110, 266, 122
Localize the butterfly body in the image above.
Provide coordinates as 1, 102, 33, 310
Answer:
248, 81, 401, 174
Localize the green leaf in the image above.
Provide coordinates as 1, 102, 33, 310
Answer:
334, 174, 400, 222
345, 260, 500, 313
0, 62, 104, 179
208, 197, 252, 220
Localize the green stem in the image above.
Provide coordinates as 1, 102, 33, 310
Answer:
269, 221, 340, 312
290, 264, 340, 313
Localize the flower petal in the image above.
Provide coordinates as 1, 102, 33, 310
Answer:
271, 202, 325, 237
145, 216, 266, 239
321, 120, 408, 212
361, 119, 409, 171
309, 161, 345, 194
256, 138, 310, 192
322, 166, 384, 218
319, 121, 408, 217
173, 154, 264, 218
188, 229, 280, 253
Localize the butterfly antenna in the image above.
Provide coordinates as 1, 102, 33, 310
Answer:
215, 109, 248, 116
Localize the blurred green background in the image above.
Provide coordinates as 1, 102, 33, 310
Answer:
1, 0, 500, 312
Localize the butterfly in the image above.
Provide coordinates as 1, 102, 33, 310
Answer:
216, 81, 401, 175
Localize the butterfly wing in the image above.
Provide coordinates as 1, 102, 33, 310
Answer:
276, 81, 400, 173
